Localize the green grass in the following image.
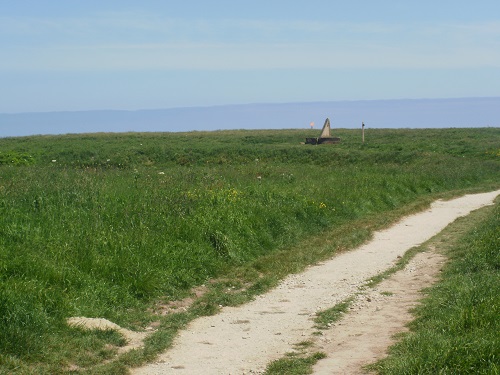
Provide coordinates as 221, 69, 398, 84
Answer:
314, 298, 354, 331
0, 128, 499, 373
264, 352, 327, 375
264, 340, 326, 375
371, 201, 500, 374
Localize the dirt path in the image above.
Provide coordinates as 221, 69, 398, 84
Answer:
311, 249, 445, 375
132, 190, 499, 375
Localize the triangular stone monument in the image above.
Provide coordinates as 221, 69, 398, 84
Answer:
305, 118, 341, 145
319, 118, 331, 138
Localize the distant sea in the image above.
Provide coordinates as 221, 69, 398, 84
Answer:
1, 97, 499, 137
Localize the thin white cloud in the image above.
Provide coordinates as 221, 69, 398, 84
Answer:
1, 11, 500, 71
3, 40, 499, 72
2, 12, 500, 44
0, 13, 473, 41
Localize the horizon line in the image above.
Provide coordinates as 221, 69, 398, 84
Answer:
2, 95, 499, 116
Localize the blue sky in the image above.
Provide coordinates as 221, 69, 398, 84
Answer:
1, 1, 500, 113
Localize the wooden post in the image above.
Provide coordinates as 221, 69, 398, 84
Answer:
362, 122, 365, 143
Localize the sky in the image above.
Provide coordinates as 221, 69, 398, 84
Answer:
1, 0, 500, 113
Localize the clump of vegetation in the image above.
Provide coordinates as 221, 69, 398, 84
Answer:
264, 340, 326, 375
264, 352, 327, 375
371, 201, 500, 374
314, 298, 353, 330
0, 151, 35, 165
0, 128, 498, 372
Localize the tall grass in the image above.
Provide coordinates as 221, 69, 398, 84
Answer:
372, 201, 500, 374
0, 128, 498, 372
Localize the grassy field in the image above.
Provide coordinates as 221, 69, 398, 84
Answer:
0, 128, 499, 373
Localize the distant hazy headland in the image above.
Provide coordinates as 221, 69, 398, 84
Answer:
1, 97, 498, 137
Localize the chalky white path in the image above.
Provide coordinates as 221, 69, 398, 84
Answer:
133, 190, 499, 375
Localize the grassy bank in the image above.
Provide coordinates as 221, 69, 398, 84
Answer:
0, 128, 498, 373
371, 200, 500, 374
